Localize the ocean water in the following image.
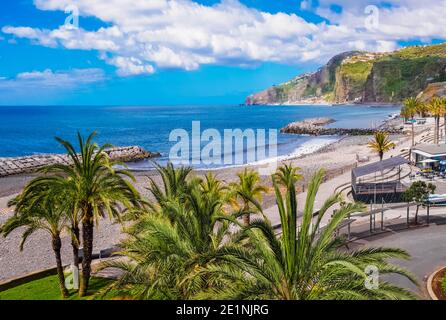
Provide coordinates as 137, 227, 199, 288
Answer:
0, 104, 401, 169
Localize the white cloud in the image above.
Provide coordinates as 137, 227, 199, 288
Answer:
2, 0, 446, 77
105, 56, 155, 76
0, 68, 106, 91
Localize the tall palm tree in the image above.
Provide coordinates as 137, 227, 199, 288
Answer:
402, 97, 421, 146
1, 194, 70, 298
367, 131, 396, 161
400, 104, 412, 123
208, 166, 417, 300
98, 171, 239, 299
18, 174, 82, 273
146, 162, 192, 213
229, 169, 268, 225
428, 96, 443, 144
39, 132, 141, 297
417, 102, 428, 118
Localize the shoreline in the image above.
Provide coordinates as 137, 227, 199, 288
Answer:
246, 102, 402, 107
0, 113, 417, 282
0, 114, 403, 197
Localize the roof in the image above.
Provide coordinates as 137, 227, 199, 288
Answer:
412, 144, 446, 157
352, 156, 409, 179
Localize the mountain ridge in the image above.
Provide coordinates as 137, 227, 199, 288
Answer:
246, 43, 446, 105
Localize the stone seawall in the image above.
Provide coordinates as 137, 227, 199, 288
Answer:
281, 126, 402, 136
280, 117, 403, 136
0, 146, 160, 177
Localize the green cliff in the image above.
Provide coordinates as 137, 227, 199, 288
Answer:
246, 43, 446, 105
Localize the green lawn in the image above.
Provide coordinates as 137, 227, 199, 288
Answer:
442, 275, 446, 296
0, 275, 117, 300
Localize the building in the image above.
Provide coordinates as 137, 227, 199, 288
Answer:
351, 156, 409, 203
411, 144, 446, 168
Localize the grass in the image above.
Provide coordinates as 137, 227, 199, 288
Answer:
0, 274, 117, 300
395, 43, 446, 59
339, 61, 373, 81
266, 43, 446, 104
274, 80, 300, 101
442, 274, 446, 296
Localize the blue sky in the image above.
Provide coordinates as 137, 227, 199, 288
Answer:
0, 0, 445, 105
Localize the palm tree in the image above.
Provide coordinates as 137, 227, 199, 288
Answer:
209, 166, 417, 300
428, 96, 443, 144
402, 97, 421, 146
367, 131, 396, 161
229, 169, 268, 225
417, 102, 428, 118
18, 174, 82, 273
400, 104, 412, 123
98, 171, 239, 299
146, 162, 192, 213
39, 132, 141, 297
1, 193, 70, 298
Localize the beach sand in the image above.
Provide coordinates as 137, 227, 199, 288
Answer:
0, 116, 433, 282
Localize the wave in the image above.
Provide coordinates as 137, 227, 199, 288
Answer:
178, 136, 341, 172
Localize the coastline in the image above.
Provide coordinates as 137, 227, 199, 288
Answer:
0, 133, 388, 281
0, 113, 402, 198
0, 112, 408, 282
246, 102, 402, 107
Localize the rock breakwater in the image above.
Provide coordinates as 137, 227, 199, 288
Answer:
0, 146, 160, 177
281, 117, 402, 136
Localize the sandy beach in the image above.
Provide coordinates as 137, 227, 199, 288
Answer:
0, 115, 432, 282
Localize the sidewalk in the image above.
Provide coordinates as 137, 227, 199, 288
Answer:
264, 122, 434, 229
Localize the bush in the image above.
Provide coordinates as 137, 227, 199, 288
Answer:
442, 275, 446, 295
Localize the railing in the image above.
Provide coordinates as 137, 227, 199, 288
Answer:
355, 182, 406, 195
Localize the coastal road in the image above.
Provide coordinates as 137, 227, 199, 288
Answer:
353, 222, 446, 298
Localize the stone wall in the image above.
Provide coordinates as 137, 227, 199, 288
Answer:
280, 117, 403, 136
0, 146, 160, 177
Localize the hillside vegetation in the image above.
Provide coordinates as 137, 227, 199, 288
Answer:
246, 43, 446, 105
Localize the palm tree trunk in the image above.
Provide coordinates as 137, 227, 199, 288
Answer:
242, 203, 250, 225
411, 122, 415, 146
52, 235, 69, 299
71, 226, 80, 269
379, 151, 383, 161
444, 114, 446, 143
415, 205, 419, 225
434, 118, 437, 144
79, 213, 94, 297
436, 116, 440, 144
71, 225, 80, 289
243, 213, 250, 225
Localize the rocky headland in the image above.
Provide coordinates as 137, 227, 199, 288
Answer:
246, 43, 446, 105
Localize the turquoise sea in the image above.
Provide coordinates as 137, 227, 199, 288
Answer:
0, 104, 401, 170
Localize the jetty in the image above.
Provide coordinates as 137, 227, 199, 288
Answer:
0, 146, 160, 177
281, 117, 402, 136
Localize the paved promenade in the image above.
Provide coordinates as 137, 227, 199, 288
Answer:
355, 221, 446, 298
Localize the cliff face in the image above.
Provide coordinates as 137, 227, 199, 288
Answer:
417, 81, 446, 102
246, 43, 446, 105
246, 51, 360, 105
